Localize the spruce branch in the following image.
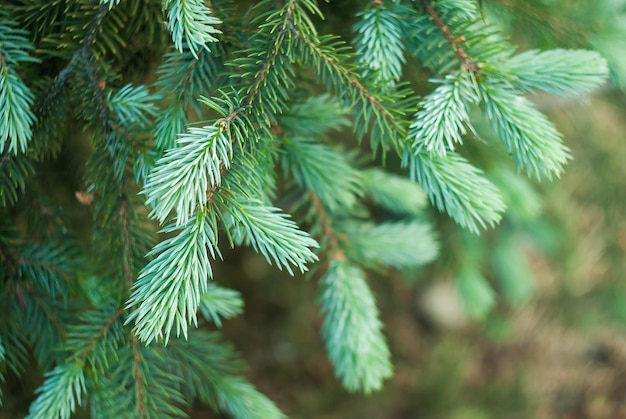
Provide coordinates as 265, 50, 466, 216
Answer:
167, 332, 285, 418
212, 375, 285, 419
18, 282, 67, 367
0, 332, 28, 377
16, 242, 74, 298
295, 29, 412, 154
87, 147, 155, 293
402, 149, 505, 232
340, 220, 439, 270
147, 0, 303, 226
199, 284, 244, 327
318, 260, 392, 393
163, 0, 222, 58
126, 212, 222, 344
38, 3, 109, 114
281, 135, 361, 211
67, 308, 125, 369
479, 80, 571, 179
0, 0, 614, 413
88, 342, 187, 418
354, 1, 406, 87
0, 152, 32, 206
408, 71, 479, 156
219, 195, 319, 275
215, 0, 305, 138
500, 48, 609, 96
154, 47, 226, 150
25, 363, 86, 419
144, 126, 232, 225
107, 84, 159, 129
420, 0, 478, 72
29, 308, 124, 417
278, 94, 350, 136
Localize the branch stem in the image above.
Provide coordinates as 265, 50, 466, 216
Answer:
421, 0, 477, 71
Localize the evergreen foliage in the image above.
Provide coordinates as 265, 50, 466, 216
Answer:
0, 0, 610, 416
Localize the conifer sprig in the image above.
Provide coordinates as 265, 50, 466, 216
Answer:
219, 196, 319, 275
354, 1, 405, 87
297, 31, 413, 154
126, 212, 222, 344
403, 150, 506, 232
340, 220, 438, 269
501, 48, 609, 96
198, 284, 244, 328
26, 363, 86, 419
319, 260, 392, 393
479, 81, 571, 179
360, 168, 428, 217
408, 71, 478, 156
144, 126, 232, 225
154, 47, 226, 150
167, 332, 286, 418
281, 135, 361, 211
0, 18, 38, 154
164, 0, 222, 58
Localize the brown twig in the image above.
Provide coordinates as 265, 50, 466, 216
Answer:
132, 336, 147, 418
310, 193, 346, 262
421, 0, 477, 72
78, 307, 124, 362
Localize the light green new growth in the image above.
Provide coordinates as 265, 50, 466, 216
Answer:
164, 0, 222, 58
126, 213, 221, 344
144, 126, 232, 225
0, 18, 38, 154
360, 168, 428, 217
319, 261, 392, 393
341, 220, 438, 270
220, 196, 319, 275
480, 81, 570, 179
354, 1, 405, 87
282, 136, 361, 211
403, 150, 506, 233
502, 49, 609, 97
408, 72, 478, 156
26, 363, 86, 419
